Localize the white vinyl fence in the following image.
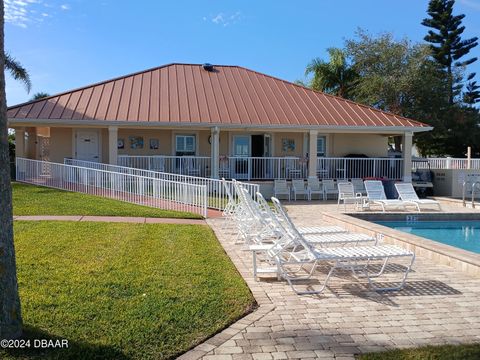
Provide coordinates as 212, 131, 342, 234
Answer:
118, 155, 211, 177
317, 158, 404, 180
64, 158, 260, 210
416, 158, 480, 170
18, 158, 208, 217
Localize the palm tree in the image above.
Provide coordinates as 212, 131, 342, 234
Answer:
0, 0, 23, 339
5, 52, 31, 93
31, 92, 49, 101
305, 48, 358, 99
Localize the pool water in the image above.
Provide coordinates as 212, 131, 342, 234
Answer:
375, 221, 480, 254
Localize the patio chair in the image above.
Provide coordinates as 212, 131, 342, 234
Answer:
351, 178, 366, 195
395, 183, 442, 212
307, 176, 323, 200
267, 231, 415, 295
274, 179, 290, 201
249, 194, 377, 281
291, 179, 308, 201
337, 182, 360, 210
150, 157, 165, 172
322, 179, 338, 200
270, 197, 376, 246
364, 180, 407, 212
259, 193, 347, 236
285, 158, 301, 179
219, 162, 230, 179
220, 178, 238, 230
186, 158, 200, 177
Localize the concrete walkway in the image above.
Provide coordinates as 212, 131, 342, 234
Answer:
13, 215, 206, 225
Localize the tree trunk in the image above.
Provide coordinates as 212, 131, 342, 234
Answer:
447, 63, 453, 105
0, 0, 23, 340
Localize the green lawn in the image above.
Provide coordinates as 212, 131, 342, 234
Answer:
2, 221, 255, 360
358, 344, 480, 360
12, 182, 203, 219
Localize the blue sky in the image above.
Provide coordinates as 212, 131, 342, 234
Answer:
5, 0, 480, 106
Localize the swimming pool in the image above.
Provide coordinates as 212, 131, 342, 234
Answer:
375, 220, 480, 254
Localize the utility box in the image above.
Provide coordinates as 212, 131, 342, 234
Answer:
432, 169, 480, 198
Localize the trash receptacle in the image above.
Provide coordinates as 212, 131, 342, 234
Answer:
382, 179, 398, 199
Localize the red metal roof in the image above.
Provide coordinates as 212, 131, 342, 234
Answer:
7, 63, 429, 129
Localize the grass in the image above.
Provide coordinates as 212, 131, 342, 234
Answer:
358, 344, 480, 360
12, 182, 203, 219
2, 221, 255, 360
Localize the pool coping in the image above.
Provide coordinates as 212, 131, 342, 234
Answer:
321, 211, 480, 277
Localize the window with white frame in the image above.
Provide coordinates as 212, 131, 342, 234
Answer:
317, 136, 326, 157
175, 135, 196, 156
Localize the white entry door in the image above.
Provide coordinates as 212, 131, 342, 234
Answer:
76, 130, 100, 162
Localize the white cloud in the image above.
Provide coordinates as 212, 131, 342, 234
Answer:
208, 11, 241, 27
4, 0, 48, 28
60, 3, 70, 10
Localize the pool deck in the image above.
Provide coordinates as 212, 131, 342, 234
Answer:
286, 200, 480, 277
181, 200, 480, 360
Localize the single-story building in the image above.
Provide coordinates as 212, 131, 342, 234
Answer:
7, 63, 431, 182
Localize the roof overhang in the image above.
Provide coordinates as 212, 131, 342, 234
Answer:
7, 118, 433, 134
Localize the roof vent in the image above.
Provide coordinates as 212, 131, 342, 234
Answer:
202, 63, 215, 72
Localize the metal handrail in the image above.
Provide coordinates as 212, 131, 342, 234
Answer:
471, 182, 480, 209
462, 180, 480, 208
462, 181, 469, 207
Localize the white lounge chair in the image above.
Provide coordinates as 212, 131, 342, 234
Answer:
291, 179, 308, 201
267, 195, 347, 236
364, 180, 406, 212
337, 182, 360, 210
351, 178, 366, 195
274, 179, 290, 201
307, 176, 323, 200
395, 183, 442, 212
271, 197, 376, 246
267, 229, 415, 295
322, 179, 338, 200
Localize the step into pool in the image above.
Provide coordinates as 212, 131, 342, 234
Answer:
374, 220, 480, 254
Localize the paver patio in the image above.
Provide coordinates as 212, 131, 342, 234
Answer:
181, 202, 480, 360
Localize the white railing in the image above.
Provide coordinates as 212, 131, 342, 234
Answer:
117, 155, 410, 180
18, 158, 208, 218
317, 157, 404, 180
416, 158, 480, 170
118, 155, 211, 177
225, 157, 308, 180
118, 155, 308, 180
65, 158, 260, 210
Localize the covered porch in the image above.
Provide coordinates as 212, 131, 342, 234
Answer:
11, 125, 413, 181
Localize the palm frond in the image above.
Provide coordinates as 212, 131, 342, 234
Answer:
5, 52, 31, 93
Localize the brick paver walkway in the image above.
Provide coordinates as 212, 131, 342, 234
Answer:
180, 206, 480, 360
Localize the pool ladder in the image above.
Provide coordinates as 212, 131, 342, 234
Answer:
462, 181, 480, 208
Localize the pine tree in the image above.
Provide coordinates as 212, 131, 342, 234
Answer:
422, 0, 478, 104
464, 74, 480, 105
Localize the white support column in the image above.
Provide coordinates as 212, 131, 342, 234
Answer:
108, 126, 118, 165
26, 127, 37, 159
402, 131, 413, 182
15, 128, 25, 158
308, 130, 318, 178
211, 126, 220, 179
